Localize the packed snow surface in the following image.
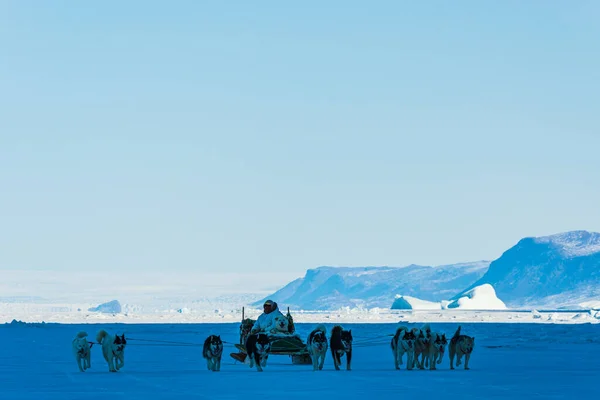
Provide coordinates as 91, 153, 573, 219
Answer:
0, 322, 598, 399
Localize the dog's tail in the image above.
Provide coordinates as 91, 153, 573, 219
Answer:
452, 326, 462, 340
76, 331, 88, 339
395, 325, 407, 335
314, 324, 327, 334
96, 329, 109, 344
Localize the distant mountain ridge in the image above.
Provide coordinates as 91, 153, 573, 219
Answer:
259, 230, 600, 310
254, 262, 490, 310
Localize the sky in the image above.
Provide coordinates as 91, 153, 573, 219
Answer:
1, 1, 599, 292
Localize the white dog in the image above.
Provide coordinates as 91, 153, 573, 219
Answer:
264, 315, 289, 334
96, 330, 127, 372
72, 331, 91, 372
307, 325, 328, 371
391, 326, 416, 370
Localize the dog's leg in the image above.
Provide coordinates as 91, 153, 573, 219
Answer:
318, 352, 325, 371
449, 348, 455, 370
260, 354, 268, 368
399, 347, 405, 365
116, 354, 124, 371
217, 356, 221, 371
108, 356, 116, 372
86, 351, 91, 370
331, 348, 339, 370
346, 350, 352, 371
464, 353, 470, 370
456, 353, 463, 366
256, 354, 263, 372
77, 357, 84, 372
313, 350, 319, 372
248, 352, 255, 368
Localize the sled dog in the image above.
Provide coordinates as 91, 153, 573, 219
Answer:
307, 325, 328, 371
72, 331, 91, 372
449, 326, 474, 370
96, 330, 127, 372
245, 333, 271, 372
203, 334, 223, 371
391, 326, 415, 370
330, 325, 352, 371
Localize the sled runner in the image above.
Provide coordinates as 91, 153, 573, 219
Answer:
230, 307, 312, 365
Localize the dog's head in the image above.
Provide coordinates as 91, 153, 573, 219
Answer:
340, 329, 353, 349
311, 330, 327, 351
273, 315, 289, 333
207, 335, 223, 355
113, 334, 127, 354
73, 337, 89, 356
401, 329, 416, 348
254, 333, 271, 354
460, 336, 475, 354
433, 333, 447, 354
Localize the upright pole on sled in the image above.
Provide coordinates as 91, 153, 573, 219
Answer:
240, 307, 245, 345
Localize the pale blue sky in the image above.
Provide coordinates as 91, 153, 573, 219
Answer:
1, 1, 599, 287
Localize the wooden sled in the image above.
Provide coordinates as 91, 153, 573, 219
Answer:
230, 307, 312, 365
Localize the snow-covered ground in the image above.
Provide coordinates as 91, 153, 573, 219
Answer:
2, 303, 600, 324
0, 322, 598, 399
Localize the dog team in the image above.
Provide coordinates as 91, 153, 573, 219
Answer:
72, 324, 473, 373
391, 324, 475, 371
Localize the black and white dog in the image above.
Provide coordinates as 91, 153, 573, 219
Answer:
245, 333, 271, 372
202, 335, 223, 372
390, 326, 416, 370
307, 324, 328, 371
96, 330, 127, 372
330, 325, 352, 371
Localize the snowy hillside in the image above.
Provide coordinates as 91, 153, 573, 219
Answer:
255, 262, 490, 310
454, 231, 600, 308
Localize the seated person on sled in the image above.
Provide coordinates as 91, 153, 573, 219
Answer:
250, 300, 291, 335
230, 300, 305, 363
